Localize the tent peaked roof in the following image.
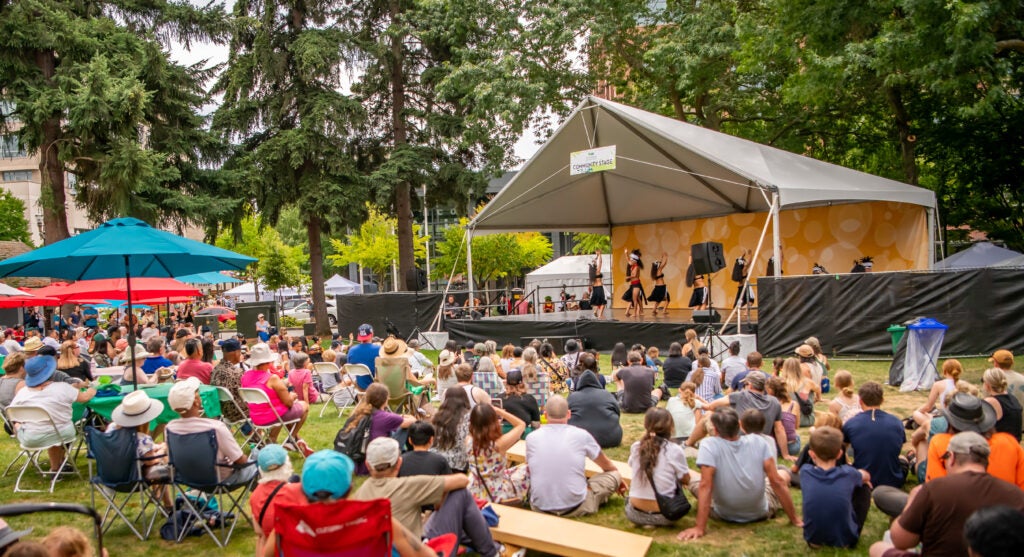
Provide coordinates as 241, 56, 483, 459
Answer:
934, 242, 1022, 270
471, 96, 936, 233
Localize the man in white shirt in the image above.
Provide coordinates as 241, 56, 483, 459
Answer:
406, 340, 434, 377
41, 330, 61, 350
719, 341, 747, 389
0, 332, 21, 355
525, 395, 624, 517
165, 377, 256, 485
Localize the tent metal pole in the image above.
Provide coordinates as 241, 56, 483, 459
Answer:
927, 207, 936, 266
466, 226, 475, 311
720, 207, 772, 330
772, 192, 782, 278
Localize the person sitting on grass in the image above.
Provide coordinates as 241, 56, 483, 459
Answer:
739, 409, 777, 457
343, 383, 416, 475
677, 406, 801, 541
799, 426, 871, 549
611, 351, 663, 414
666, 381, 704, 442
691, 355, 723, 402
689, 371, 792, 460
430, 387, 472, 473
498, 369, 541, 431
466, 403, 529, 505
567, 355, 622, 448
399, 421, 452, 477
355, 437, 506, 557
260, 450, 443, 557
729, 351, 764, 392
842, 381, 906, 491
626, 407, 691, 527
982, 367, 1023, 442
527, 395, 625, 517
828, 370, 862, 424
868, 432, 1024, 557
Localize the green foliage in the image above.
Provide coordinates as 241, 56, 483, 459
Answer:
0, 191, 32, 245
327, 205, 427, 289
432, 218, 552, 285
0, 0, 232, 242
570, 234, 611, 255
280, 316, 303, 328
215, 217, 306, 294
221, 318, 236, 330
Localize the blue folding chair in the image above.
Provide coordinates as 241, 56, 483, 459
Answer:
166, 429, 256, 547
86, 426, 168, 540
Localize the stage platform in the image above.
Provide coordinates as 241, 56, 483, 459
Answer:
444, 308, 757, 351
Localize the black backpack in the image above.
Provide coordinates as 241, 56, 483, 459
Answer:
334, 414, 372, 464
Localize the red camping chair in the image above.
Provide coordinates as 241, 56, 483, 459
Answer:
273, 498, 393, 557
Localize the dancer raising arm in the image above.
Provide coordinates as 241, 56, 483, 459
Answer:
648, 253, 670, 315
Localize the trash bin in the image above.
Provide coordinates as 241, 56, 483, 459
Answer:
236, 301, 279, 341
303, 322, 316, 338
194, 315, 219, 337
887, 325, 907, 355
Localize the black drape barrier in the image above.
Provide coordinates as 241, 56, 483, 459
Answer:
335, 293, 443, 340
758, 268, 1024, 356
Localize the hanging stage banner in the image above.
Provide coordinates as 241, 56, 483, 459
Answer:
570, 145, 616, 175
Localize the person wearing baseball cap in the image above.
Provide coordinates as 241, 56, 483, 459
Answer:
0, 519, 31, 554
165, 377, 257, 485
695, 369, 793, 459
345, 324, 380, 390
248, 444, 300, 554
353, 438, 504, 556
868, 431, 1024, 557
8, 356, 96, 474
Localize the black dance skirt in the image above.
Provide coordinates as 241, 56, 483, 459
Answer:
622, 283, 646, 303
590, 287, 607, 307
648, 284, 670, 303
688, 287, 707, 307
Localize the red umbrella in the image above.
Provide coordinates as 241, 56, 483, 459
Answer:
48, 277, 201, 303
0, 295, 63, 308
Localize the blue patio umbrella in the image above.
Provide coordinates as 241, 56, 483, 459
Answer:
0, 217, 256, 386
175, 271, 243, 284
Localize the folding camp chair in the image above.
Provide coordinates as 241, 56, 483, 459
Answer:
374, 358, 416, 415
86, 426, 168, 540
3, 405, 81, 493
273, 497, 393, 556
0, 503, 104, 556
166, 429, 256, 548
214, 386, 256, 443
314, 362, 359, 418
237, 388, 301, 450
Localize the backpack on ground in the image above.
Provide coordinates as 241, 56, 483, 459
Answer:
334, 414, 372, 464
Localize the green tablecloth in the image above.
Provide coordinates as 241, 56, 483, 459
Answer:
74, 383, 221, 424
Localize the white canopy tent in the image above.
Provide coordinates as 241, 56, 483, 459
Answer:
933, 242, 1022, 270
324, 274, 363, 296
524, 255, 611, 303
222, 281, 300, 303
464, 96, 938, 305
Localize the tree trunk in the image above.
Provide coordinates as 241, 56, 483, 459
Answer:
35, 49, 70, 244
885, 86, 918, 185
390, 0, 414, 291
307, 214, 331, 336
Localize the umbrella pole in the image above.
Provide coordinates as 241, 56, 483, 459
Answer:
124, 256, 138, 389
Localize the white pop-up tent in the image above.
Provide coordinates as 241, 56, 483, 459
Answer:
324, 274, 362, 296
222, 282, 300, 303
524, 255, 611, 303
933, 242, 1022, 270
463, 96, 938, 316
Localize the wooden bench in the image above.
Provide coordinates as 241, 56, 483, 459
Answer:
505, 440, 633, 487
489, 503, 652, 557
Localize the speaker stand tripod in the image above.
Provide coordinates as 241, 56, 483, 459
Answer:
406, 280, 437, 350
700, 273, 728, 359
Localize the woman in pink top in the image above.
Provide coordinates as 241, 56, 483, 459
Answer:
241, 343, 312, 455
288, 353, 319, 404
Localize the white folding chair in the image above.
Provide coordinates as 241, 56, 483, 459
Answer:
237, 388, 301, 450
313, 362, 356, 418
4, 405, 81, 493
214, 386, 255, 443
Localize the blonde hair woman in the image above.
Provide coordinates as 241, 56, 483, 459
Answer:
984, 368, 1022, 441
916, 359, 963, 416
682, 329, 703, 360
665, 381, 704, 440
828, 370, 861, 424
781, 357, 818, 427
56, 340, 92, 383
520, 347, 550, 407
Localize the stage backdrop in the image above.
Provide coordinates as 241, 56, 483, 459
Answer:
334, 292, 443, 340
757, 268, 1024, 356
610, 201, 929, 309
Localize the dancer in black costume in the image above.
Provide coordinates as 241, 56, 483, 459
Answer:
589, 249, 607, 318
648, 253, 670, 315
622, 249, 646, 317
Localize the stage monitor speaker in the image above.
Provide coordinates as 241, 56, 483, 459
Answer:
691, 242, 726, 275
405, 268, 428, 291
692, 309, 721, 323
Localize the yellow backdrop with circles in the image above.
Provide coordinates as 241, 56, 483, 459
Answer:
610, 201, 929, 309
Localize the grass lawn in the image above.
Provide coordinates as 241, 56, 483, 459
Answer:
0, 353, 996, 556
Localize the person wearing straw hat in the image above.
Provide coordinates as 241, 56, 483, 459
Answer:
378, 336, 436, 417
108, 390, 171, 492
118, 347, 157, 386
241, 343, 313, 455
434, 351, 459, 398
8, 356, 96, 474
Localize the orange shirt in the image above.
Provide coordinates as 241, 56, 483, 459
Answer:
925, 431, 1024, 489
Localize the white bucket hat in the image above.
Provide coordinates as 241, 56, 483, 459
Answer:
248, 342, 277, 367
111, 390, 165, 428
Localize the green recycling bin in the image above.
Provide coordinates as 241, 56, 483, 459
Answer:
887, 325, 907, 355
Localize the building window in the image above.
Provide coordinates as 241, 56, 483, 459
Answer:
66, 173, 77, 194
0, 100, 14, 119
0, 135, 27, 158
2, 170, 33, 182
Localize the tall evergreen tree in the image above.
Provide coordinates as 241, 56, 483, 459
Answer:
0, 0, 230, 243
214, 0, 367, 335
